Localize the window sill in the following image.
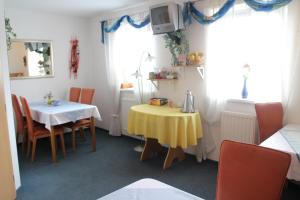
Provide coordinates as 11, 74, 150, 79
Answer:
225, 99, 256, 115
120, 88, 134, 92
227, 98, 255, 105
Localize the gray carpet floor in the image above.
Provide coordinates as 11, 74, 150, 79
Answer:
17, 129, 300, 200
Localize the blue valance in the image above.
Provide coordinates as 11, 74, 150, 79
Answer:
101, 0, 293, 43
101, 15, 150, 43
244, 0, 292, 12
183, 0, 235, 25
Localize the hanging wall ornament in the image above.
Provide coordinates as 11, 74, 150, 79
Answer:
70, 38, 80, 79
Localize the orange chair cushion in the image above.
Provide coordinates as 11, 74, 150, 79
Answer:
32, 125, 64, 139
64, 119, 91, 129
216, 140, 291, 200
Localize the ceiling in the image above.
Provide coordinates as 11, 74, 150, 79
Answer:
4, 0, 152, 18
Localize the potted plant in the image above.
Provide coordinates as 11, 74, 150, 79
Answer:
163, 30, 189, 66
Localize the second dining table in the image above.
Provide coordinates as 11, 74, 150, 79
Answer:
29, 100, 101, 162
260, 124, 300, 181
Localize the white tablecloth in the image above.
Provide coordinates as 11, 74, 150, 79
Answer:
98, 178, 204, 200
260, 124, 300, 181
29, 101, 101, 130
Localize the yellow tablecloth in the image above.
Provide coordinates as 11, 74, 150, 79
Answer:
127, 104, 203, 149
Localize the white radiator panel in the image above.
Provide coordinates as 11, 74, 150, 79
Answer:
221, 111, 257, 144
120, 89, 140, 140
120, 98, 137, 135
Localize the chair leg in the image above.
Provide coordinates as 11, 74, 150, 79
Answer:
79, 127, 85, 140
72, 129, 76, 151
22, 132, 27, 154
60, 134, 66, 158
90, 120, 96, 152
55, 136, 58, 151
27, 139, 31, 158
31, 138, 37, 162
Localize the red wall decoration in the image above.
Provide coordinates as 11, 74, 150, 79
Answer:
70, 38, 80, 79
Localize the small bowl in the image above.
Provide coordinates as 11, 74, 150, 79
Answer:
52, 100, 61, 106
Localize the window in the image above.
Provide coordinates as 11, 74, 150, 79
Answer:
206, 3, 286, 102
108, 18, 155, 85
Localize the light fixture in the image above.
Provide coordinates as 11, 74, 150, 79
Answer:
131, 51, 155, 104
132, 51, 155, 152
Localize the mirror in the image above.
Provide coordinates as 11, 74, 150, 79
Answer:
8, 39, 54, 79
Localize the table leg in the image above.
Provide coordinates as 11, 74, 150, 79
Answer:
140, 138, 163, 161
50, 126, 57, 163
91, 117, 96, 152
163, 147, 185, 170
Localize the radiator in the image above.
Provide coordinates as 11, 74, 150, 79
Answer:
120, 88, 139, 139
120, 97, 137, 135
221, 111, 257, 144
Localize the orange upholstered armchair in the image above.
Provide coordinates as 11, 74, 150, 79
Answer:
216, 140, 291, 200
255, 102, 283, 143
69, 87, 81, 102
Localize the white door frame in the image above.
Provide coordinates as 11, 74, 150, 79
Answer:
0, 57, 16, 199
0, 0, 21, 190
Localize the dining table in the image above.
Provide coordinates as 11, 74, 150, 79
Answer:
29, 100, 101, 162
127, 104, 203, 170
260, 124, 300, 181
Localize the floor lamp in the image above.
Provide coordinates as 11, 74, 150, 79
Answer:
132, 51, 155, 152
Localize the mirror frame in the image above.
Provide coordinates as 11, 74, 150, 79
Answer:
8, 39, 55, 80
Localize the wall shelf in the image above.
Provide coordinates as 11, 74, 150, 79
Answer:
172, 64, 205, 79
148, 78, 177, 90
197, 66, 205, 79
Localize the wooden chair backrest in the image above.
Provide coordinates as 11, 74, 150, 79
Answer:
19, 96, 34, 139
255, 102, 283, 143
80, 88, 95, 105
216, 140, 291, 200
69, 87, 81, 102
11, 94, 24, 134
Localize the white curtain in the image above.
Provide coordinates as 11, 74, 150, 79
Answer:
104, 12, 155, 136
196, 1, 297, 161
204, 2, 288, 121
104, 25, 121, 136
282, 0, 300, 123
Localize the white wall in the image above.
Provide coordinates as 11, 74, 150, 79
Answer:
0, 0, 21, 189
6, 8, 94, 102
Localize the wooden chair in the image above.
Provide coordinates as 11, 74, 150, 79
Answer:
216, 140, 291, 200
255, 102, 283, 143
69, 87, 81, 102
11, 94, 27, 152
20, 96, 66, 162
65, 88, 95, 151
